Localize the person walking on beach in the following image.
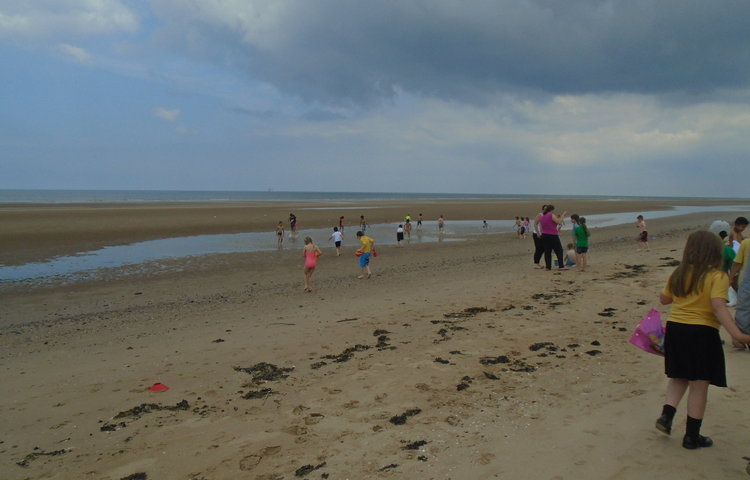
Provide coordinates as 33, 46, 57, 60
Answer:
417, 213, 423, 231
404, 219, 412, 242
289, 213, 298, 236
574, 216, 591, 272
396, 224, 405, 247
655, 231, 750, 449
275, 221, 285, 247
636, 215, 649, 251
302, 236, 322, 292
539, 205, 567, 271
339, 216, 345, 234
532, 205, 546, 269
330, 227, 343, 256
359, 215, 368, 233
356, 231, 374, 279
523, 217, 531, 238
438, 215, 445, 234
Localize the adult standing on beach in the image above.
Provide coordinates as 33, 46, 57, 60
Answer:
540, 205, 567, 271
636, 215, 649, 251
356, 231, 374, 279
655, 231, 750, 449
289, 213, 298, 236
532, 205, 546, 269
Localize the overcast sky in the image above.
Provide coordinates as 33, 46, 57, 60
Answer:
2, 1, 750, 196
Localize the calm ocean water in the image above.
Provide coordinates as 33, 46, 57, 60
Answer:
0, 189, 740, 204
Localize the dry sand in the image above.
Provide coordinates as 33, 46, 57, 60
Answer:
1, 199, 750, 480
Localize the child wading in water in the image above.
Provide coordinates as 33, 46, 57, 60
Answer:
655, 231, 750, 449
302, 237, 322, 292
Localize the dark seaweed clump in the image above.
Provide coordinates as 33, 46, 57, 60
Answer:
379, 464, 399, 472
404, 440, 428, 450
323, 344, 371, 363
529, 342, 555, 352
295, 462, 326, 477
390, 408, 422, 425
100, 400, 189, 431
586, 350, 602, 356
16, 449, 69, 468
443, 307, 493, 318
242, 388, 275, 399
480, 355, 510, 365
121, 474, 148, 480
434, 357, 450, 364
234, 362, 294, 384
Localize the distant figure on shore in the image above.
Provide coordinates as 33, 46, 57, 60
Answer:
405, 214, 411, 223
438, 215, 445, 234
523, 217, 530, 238
339, 216, 345, 234
404, 219, 412, 242
356, 231, 374, 279
636, 215, 649, 251
302, 236, 322, 292
515, 217, 523, 239
483, 220, 488, 229
396, 224, 404, 246
289, 213, 298, 236
574, 216, 591, 272
330, 227, 343, 256
359, 215, 368, 233
275, 221, 285, 247
417, 213, 423, 230
533, 205, 546, 269
729, 216, 748, 253
540, 204, 567, 271
655, 230, 750, 449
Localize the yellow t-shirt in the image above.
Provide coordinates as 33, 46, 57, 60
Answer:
359, 235, 374, 253
735, 238, 750, 278
661, 269, 729, 329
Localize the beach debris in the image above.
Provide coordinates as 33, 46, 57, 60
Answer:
242, 388, 275, 400
234, 362, 294, 384
336, 317, 359, 323
16, 448, 69, 468
100, 400, 190, 431
403, 440, 428, 450
147, 382, 169, 392
591, 340, 601, 346
373, 329, 391, 336
294, 462, 326, 477
390, 408, 422, 425
597, 308, 617, 317
379, 464, 399, 472
444, 306, 494, 318
375, 335, 394, 350
449, 350, 463, 355
585, 350, 603, 356
660, 260, 681, 267
434, 357, 450, 364
609, 264, 648, 279
120, 474, 147, 480
212, 338, 225, 343
310, 361, 327, 369
483, 371, 500, 380
418, 456, 428, 462
501, 304, 516, 311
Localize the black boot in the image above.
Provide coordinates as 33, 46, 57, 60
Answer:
683, 416, 713, 449
655, 404, 676, 435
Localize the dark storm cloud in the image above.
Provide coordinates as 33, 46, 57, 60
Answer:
154, 0, 750, 106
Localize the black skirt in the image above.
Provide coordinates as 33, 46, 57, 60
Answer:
664, 321, 727, 387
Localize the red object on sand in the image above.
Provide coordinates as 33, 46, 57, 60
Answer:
148, 382, 169, 392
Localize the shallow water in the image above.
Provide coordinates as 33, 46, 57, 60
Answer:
1, 205, 746, 282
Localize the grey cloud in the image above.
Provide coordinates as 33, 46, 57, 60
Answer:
154, 1, 750, 106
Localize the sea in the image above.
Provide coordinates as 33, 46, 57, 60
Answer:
0, 189, 742, 204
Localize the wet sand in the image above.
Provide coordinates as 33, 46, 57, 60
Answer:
1, 200, 750, 479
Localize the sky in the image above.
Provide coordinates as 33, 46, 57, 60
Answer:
1, 1, 750, 197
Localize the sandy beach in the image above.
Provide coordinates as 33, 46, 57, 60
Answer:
2, 199, 750, 479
